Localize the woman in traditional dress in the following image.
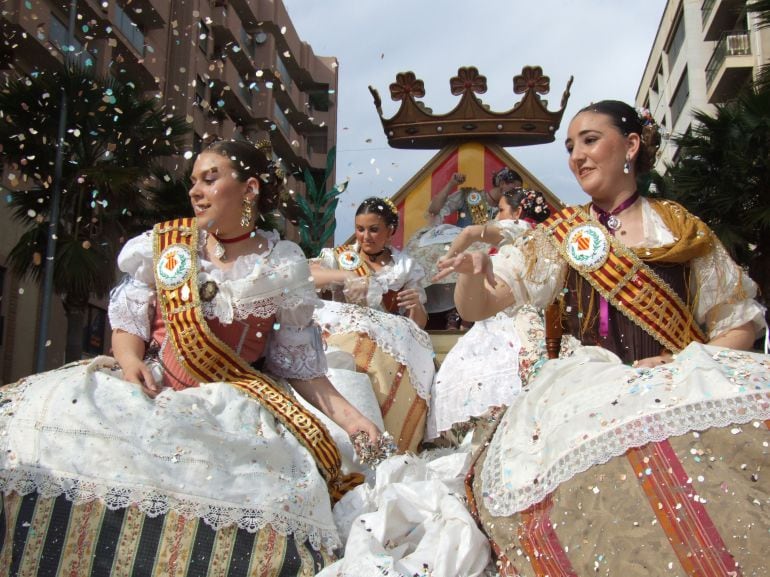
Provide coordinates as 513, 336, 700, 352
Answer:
406, 168, 523, 329
426, 188, 550, 441
0, 139, 383, 575
311, 197, 435, 453
440, 101, 769, 576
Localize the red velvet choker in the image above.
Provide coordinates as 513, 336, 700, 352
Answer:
211, 230, 253, 261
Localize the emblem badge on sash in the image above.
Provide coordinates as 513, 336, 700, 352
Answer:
338, 249, 362, 271
565, 224, 610, 272
156, 244, 193, 288
466, 191, 483, 206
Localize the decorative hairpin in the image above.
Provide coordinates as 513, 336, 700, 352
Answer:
381, 197, 398, 217
254, 139, 272, 152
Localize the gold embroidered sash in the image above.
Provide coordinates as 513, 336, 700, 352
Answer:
543, 207, 706, 353
153, 218, 362, 502
464, 188, 490, 225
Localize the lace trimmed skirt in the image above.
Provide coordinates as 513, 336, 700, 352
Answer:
467, 344, 770, 576
0, 357, 357, 575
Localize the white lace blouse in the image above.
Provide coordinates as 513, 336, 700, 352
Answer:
108, 229, 328, 380
314, 243, 427, 312
491, 197, 767, 340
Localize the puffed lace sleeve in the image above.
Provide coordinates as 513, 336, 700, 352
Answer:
491, 227, 568, 308
691, 240, 767, 340
107, 231, 156, 341
264, 241, 328, 380
493, 219, 532, 246
310, 247, 338, 273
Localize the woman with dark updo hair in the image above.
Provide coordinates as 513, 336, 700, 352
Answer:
437, 100, 768, 575
0, 140, 384, 574
311, 196, 435, 454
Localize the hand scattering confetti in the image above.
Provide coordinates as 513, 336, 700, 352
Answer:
350, 430, 396, 467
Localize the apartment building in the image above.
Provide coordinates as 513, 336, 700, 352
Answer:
0, 0, 338, 381
636, 0, 769, 170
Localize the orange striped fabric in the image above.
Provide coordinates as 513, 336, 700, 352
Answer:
153, 218, 362, 502
627, 441, 741, 576
517, 495, 577, 577
543, 207, 705, 353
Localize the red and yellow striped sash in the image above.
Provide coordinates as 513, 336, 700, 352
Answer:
334, 245, 370, 277
543, 207, 705, 353
153, 218, 362, 502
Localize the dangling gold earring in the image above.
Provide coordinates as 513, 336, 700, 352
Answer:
240, 195, 253, 228
623, 156, 631, 174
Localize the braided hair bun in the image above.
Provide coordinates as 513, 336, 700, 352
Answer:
501, 188, 550, 223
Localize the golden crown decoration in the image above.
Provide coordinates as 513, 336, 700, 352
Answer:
369, 66, 574, 149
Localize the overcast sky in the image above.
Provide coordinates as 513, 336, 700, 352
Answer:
281, 0, 668, 242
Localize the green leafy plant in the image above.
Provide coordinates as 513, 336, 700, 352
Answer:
292, 146, 347, 258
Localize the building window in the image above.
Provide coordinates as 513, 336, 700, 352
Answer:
198, 20, 210, 56
240, 27, 256, 59
670, 68, 690, 127
114, 4, 145, 55
273, 102, 291, 136
307, 133, 328, 155
666, 13, 686, 69
49, 15, 97, 66
275, 55, 293, 90
195, 74, 207, 106
83, 305, 107, 356
308, 89, 330, 112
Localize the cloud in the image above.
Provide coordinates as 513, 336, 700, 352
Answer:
282, 0, 667, 242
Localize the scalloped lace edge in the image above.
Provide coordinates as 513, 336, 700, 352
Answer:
481, 393, 770, 517
0, 470, 341, 552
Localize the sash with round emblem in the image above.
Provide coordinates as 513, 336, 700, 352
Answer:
337, 249, 362, 271
334, 245, 370, 277
152, 218, 363, 502
543, 207, 706, 353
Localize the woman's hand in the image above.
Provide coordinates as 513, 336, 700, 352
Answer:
397, 288, 422, 311
451, 172, 466, 185
434, 250, 496, 286
345, 415, 382, 445
342, 276, 369, 305
632, 353, 673, 369
120, 357, 163, 398
398, 287, 428, 328
112, 329, 164, 398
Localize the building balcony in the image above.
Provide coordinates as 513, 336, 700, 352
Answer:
113, 0, 167, 30
109, 42, 157, 91
705, 30, 753, 103
209, 4, 254, 78
211, 57, 265, 125
701, 0, 745, 41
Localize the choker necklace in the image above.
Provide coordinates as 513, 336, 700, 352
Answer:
592, 191, 639, 232
364, 248, 387, 263
211, 230, 253, 261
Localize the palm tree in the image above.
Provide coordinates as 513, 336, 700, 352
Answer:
658, 88, 770, 318
0, 64, 190, 362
